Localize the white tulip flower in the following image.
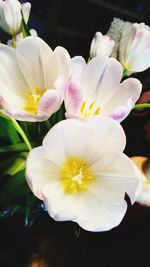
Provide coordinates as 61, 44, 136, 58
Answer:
90, 32, 114, 58
119, 23, 150, 75
65, 56, 142, 122
0, 0, 31, 35
26, 116, 141, 232
0, 37, 70, 122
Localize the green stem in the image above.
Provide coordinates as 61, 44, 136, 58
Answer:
12, 36, 16, 48
11, 118, 32, 151
21, 10, 31, 37
122, 68, 128, 78
134, 103, 150, 109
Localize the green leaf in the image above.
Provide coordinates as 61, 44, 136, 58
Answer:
0, 152, 28, 176
0, 143, 28, 154
8, 152, 27, 175
0, 116, 20, 144
0, 170, 29, 208
21, 11, 31, 37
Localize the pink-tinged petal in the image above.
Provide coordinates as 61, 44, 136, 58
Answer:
65, 112, 84, 119
65, 80, 83, 115
43, 183, 127, 231
3, 89, 62, 122
102, 78, 142, 122
37, 89, 62, 120
70, 56, 86, 82
54, 75, 68, 102
75, 191, 127, 231
120, 23, 150, 73
109, 107, 128, 122
125, 24, 150, 56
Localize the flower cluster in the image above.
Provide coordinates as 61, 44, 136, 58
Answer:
0, 0, 150, 232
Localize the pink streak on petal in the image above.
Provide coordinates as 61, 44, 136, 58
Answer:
38, 89, 62, 118
65, 81, 82, 114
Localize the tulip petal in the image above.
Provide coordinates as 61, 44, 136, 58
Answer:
70, 56, 86, 81
16, 37, 53, 90
127, 48, 150, 72
21, 2, 31, 23
90, 32, 115, 58
81, 57, 123, 105
0, 44, 27, 113
43, 117, 125, 170
43, 119, 94, 166
75, 191, 127, 231
83, 116, 126, 165
37, 89, 62, 120
42, 180, 127, 231
102, 78, 142, 122
0, 44, 27, 95
42, 186, 79, 221
65, 80, 83, 115
99, 153, 142, 204
26, 146, 60, 200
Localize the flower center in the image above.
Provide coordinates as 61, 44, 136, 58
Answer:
80, 101, 100, 118
60, 156, 95, 194
23, 85, 46, 114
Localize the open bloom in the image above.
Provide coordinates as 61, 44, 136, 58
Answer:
0, 37, 70, 122
119, 23, 150, 74
131, 156, 150, 206
90, 32, 114, 58
65, 57, 142, 122
0, 0, 31, 36
26, 116, 141, 232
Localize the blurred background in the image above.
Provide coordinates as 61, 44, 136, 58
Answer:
0, 0, 150, 266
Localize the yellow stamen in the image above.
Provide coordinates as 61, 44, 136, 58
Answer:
80, 101, 86, 114
80, 100, 101, 118
60, 156, 95, 194
23, 85, 46, 114
89, 100, 96, 110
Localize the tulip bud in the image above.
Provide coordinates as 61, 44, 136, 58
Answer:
0, 0, 31, 36
90, 32, 114, 58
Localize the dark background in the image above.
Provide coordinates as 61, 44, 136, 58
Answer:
1, 0, 150, 266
